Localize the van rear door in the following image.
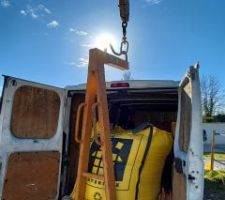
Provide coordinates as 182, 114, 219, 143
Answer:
0, 76, 66, 200
173, 65, 204, 200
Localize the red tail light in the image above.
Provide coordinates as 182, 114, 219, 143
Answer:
110, 82, 130, 88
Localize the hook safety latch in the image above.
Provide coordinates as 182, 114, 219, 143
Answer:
109, 40, 129, 62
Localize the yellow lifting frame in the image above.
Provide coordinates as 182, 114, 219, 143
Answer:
74, 48, 129, 200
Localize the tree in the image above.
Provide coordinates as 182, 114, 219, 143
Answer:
214, 113, 225, 122
201, 75, 225, 118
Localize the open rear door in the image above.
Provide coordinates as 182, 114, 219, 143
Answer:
0, 76, 66, 200
173, 65, 204, 200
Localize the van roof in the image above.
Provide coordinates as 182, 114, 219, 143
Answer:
66, 80, 180, 91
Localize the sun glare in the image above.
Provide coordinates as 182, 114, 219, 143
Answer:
95, 32, 116, 51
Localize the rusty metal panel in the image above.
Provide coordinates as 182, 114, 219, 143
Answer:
2, 152, 60, 200
11, 86, 60, 139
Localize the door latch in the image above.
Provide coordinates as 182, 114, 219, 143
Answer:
188, 174, 196, 181
174, 157, 186, 174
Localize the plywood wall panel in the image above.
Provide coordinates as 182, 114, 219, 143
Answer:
11, 86, 60, 139
2, 152, 60, 200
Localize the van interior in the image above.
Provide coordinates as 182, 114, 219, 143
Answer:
63, 87, 178, 198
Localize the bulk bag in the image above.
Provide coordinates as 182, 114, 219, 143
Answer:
71, 124, 173, 200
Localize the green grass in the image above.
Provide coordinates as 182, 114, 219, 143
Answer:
205, 170, 225, 184
204, 153, 225, 160
204, 170, 225, 199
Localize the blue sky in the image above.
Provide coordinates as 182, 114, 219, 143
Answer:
0, 0, 225, 93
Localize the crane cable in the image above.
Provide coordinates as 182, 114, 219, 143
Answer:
110, 0, 129, 61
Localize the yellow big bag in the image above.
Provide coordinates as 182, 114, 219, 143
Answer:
71, 123, 173, 200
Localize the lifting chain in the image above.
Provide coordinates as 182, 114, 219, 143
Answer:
110, 0, 129, 61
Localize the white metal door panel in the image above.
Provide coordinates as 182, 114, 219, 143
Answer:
174, 65, 204, 200
0, 76, 66, 200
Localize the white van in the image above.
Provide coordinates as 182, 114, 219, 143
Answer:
0, 65, 203, 200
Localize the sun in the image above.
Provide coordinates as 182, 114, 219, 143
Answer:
95, 32, 116, 51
